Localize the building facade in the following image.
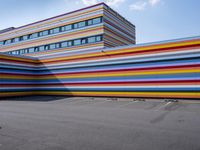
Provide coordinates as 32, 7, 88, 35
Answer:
0, 3, 135, 57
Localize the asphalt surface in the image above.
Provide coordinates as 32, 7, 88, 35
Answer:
0, 96, 200, 150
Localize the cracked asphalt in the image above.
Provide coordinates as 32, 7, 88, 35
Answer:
0, 96, 200, 150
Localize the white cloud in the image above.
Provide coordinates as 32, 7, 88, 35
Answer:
80, 0, 125, 7
129, 0, 162, 11
129, 1, 147, 11
106, 0, 125, 6
148, 0, 161, 6
81, 0, 97, 6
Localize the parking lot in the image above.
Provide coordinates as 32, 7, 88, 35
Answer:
0, 96, 200, 150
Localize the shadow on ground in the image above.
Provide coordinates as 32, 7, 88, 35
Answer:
0, 96, 72, 102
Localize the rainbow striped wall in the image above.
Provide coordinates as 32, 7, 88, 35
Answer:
1, 36, 200, 99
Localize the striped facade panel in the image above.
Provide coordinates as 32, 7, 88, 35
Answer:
1, 36, 199, 99
0, 54, 39, 97
103, 4, 135, 47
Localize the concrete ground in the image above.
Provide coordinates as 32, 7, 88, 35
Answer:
0, 96, 200, 150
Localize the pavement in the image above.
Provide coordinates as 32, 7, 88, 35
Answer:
0, 96, 200, 150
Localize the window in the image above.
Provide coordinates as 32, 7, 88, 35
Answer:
19, 36, 23, 41
65, 25, 72, 31
28, 34, 33, 39
87, 20, 93, 26
68, 41, 72, 47
61, 41, 68, 48
61, 25, 72, 32
20, 49, 25, 54
50, 28, 60, 34
29, 48, 35, 53
5, 35, 103, 55
96, 35, 102, 42
1, 17, 103, 46
81, 39, 87, 44
24, 49, 29, 53
78, 21, 86, 28
23, 35, 29, 40
11, 38, 15, 43
34, 47, 39, 52
4, 39, 12, 45
32, 33, 38, 38
93, 18, 101, 24
43, 30, 49, 36
73, 23, 78, 29
44, 45, 49, 50
49, 44, 56, 50
74, 39, 81, 46
55, 43, 60, 48
39, 46, 45, 51
15, 37, 20, 42
88, 37, 95, 43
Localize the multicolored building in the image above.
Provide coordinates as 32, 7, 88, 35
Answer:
0, 3, 199, 99
0, 3, 135, 57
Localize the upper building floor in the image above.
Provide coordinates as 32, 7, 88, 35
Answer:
0, 3, 135, 57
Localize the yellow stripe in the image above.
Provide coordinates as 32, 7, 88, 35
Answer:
2, 68, 199, 79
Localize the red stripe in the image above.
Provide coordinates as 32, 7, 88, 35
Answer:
1, 80, 200, 87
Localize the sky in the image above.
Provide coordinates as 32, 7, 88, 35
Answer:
0, 0, 200, 44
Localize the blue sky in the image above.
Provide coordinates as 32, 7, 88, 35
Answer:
0, 0, 199, 43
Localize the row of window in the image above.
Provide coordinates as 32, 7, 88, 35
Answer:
6, 35, 103, 55
1, 17, 103, 46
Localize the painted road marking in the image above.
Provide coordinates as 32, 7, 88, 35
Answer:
155, 102, 172, 111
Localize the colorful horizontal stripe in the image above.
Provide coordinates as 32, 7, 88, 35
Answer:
0, 36, 200, 99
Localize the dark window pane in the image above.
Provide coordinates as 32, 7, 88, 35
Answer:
53, 28, 60, 33
29, 48, 35, 53
74, 39, 81, 45
19, 36, 23, 41
65, 25, 72, 30
61, 26, 65, 32
73, 23, 78, 29
61, 41, 68, 48
43, 30, 49, 36
56, 43, 60, 48
49, 29, 54, 34
45, 45, 49, 50
32, 33, 38, 38
39, 46, 45, 51
88, 20, 93, 25
24, 49, 29, 53
68, 41, 72, 46
39, 32, 43, 37
20, 49, 25, 54
16, 37, 20, 42
78, 21, 86, 28
49, 44, 56, 49
34, 47, 39, 52
96, 35, 102, 42
81, 39, 86, 44
11, 38, 15, 43
93, 18, 101, 24
88, 37, 95, 43
5, 39, 12, 44
28, 34, 33, 39
23, 35, 28, 40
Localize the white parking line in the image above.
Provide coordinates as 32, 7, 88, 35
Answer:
155, 102, 172, 111
119, 100, 138, 107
